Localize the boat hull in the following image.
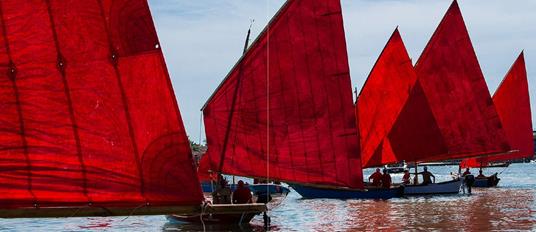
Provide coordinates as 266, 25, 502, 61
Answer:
473, 176, 500, 187
166, 203, 266, 225
403, 179, 462, 195
289, 184, 403, 199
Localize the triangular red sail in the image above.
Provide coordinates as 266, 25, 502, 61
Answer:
461, 52, 533, 168
197, 154, 216, 182
0, 0, 202, 210
383, 0, 511, 164
203, 0, 363, 188
356, 28, 419, 168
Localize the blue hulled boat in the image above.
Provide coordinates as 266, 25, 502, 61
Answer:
288, 184, 403, 199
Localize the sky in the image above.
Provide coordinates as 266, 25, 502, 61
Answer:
147, 0, 536, 143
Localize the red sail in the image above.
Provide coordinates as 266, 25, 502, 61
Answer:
384, 0, 511, 164
0, 0, 203, 210
203, 0, 363, 188
356, 29, 419, 168
461, 53, 533, 168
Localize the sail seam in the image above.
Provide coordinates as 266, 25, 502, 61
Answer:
96, 0, 146, 202
43, 0, 90, 203
0, 3, 37, 206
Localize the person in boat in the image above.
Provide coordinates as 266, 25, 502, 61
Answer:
212, 176, 231, 204
476, 169, 486, 178
402, 169, 411, 185
381, 168, 392, 188
419, 166, 435, 185
462, 168, 471, 177
368, 168, 383, 186
232, 180, 252, 204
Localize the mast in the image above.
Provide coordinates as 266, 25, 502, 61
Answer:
217, 23, 255, 174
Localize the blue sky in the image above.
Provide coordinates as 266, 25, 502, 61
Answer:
148, 0, 536, 142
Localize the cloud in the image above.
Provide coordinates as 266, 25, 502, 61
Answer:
148, 0, 536, 142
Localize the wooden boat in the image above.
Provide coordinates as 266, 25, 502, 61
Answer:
0, 0, 264, 222
460, 52, 533, 185
200, 0, 396, 200
473, 174, 501, 188
354, 0, 512, 196
403, 179, 463, 195
167, 204, 266, 225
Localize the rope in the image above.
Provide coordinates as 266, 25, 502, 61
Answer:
200, 201, 209, 232
120, 203, 147, 222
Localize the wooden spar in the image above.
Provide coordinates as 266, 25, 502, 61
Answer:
215, 24, 254, 174
0, 204, 267, 218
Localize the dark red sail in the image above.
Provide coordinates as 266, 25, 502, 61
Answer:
356, 28, 419, 168
382, 0, 511, 164
461, 52, 533, 168
203, 0, 363, 188
0, 0, 203, 210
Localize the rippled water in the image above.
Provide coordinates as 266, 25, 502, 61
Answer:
1, 163, 535, 231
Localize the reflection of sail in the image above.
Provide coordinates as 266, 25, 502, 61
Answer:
202, 0, 363, 188
0, 0, 202, 214
461, 53, 533, 167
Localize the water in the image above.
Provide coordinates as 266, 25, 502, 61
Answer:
1, 163, 535, 231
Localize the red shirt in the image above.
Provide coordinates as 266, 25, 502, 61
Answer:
369, 172, 383, 186
462, 170, 471, 177
233, 187, 252, 204
381, 173, 392, 188
402, 173, 411, 184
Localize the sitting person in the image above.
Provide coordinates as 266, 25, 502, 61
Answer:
402, 170, 411, 185
232, 180, 252, 204
368, 168, 383, 187
419, 166, 435, 185
381, 169, 392, 188
212, 178, 231, 204
476, 169, 486, 178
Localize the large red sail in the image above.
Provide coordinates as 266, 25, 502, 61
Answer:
203, 0, 363, 188
461, 53, 533, 168
356, 29, 419, 168
0, 0, 202, 210
382, 0, 511, 164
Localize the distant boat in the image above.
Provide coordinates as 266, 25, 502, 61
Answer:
201, 0, 402, 200
460, 51, 532, 188
355, 0, 510, 195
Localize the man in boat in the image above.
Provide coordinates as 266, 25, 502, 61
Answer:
402, 169, 411, 184
212, 176, 231, 204
232, 180, 252, 204
462, 168, 471, 177
419, 166, 435, 185
368, 168, 383, 186
476, 169, 486, 178
381, 168, 392, 188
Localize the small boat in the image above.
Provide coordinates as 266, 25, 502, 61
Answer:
472, 174, 500, 187
288, 184, 403, 199
460, 52, 533, 176
384, 162, 407, 174
200, 0, 383, 200
356, 1, 513, 198
403, 179, 463, 195
0, 0, 266, 221
167, 204, 266, 225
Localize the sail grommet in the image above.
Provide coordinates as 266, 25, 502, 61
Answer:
154, 43, 160, 49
